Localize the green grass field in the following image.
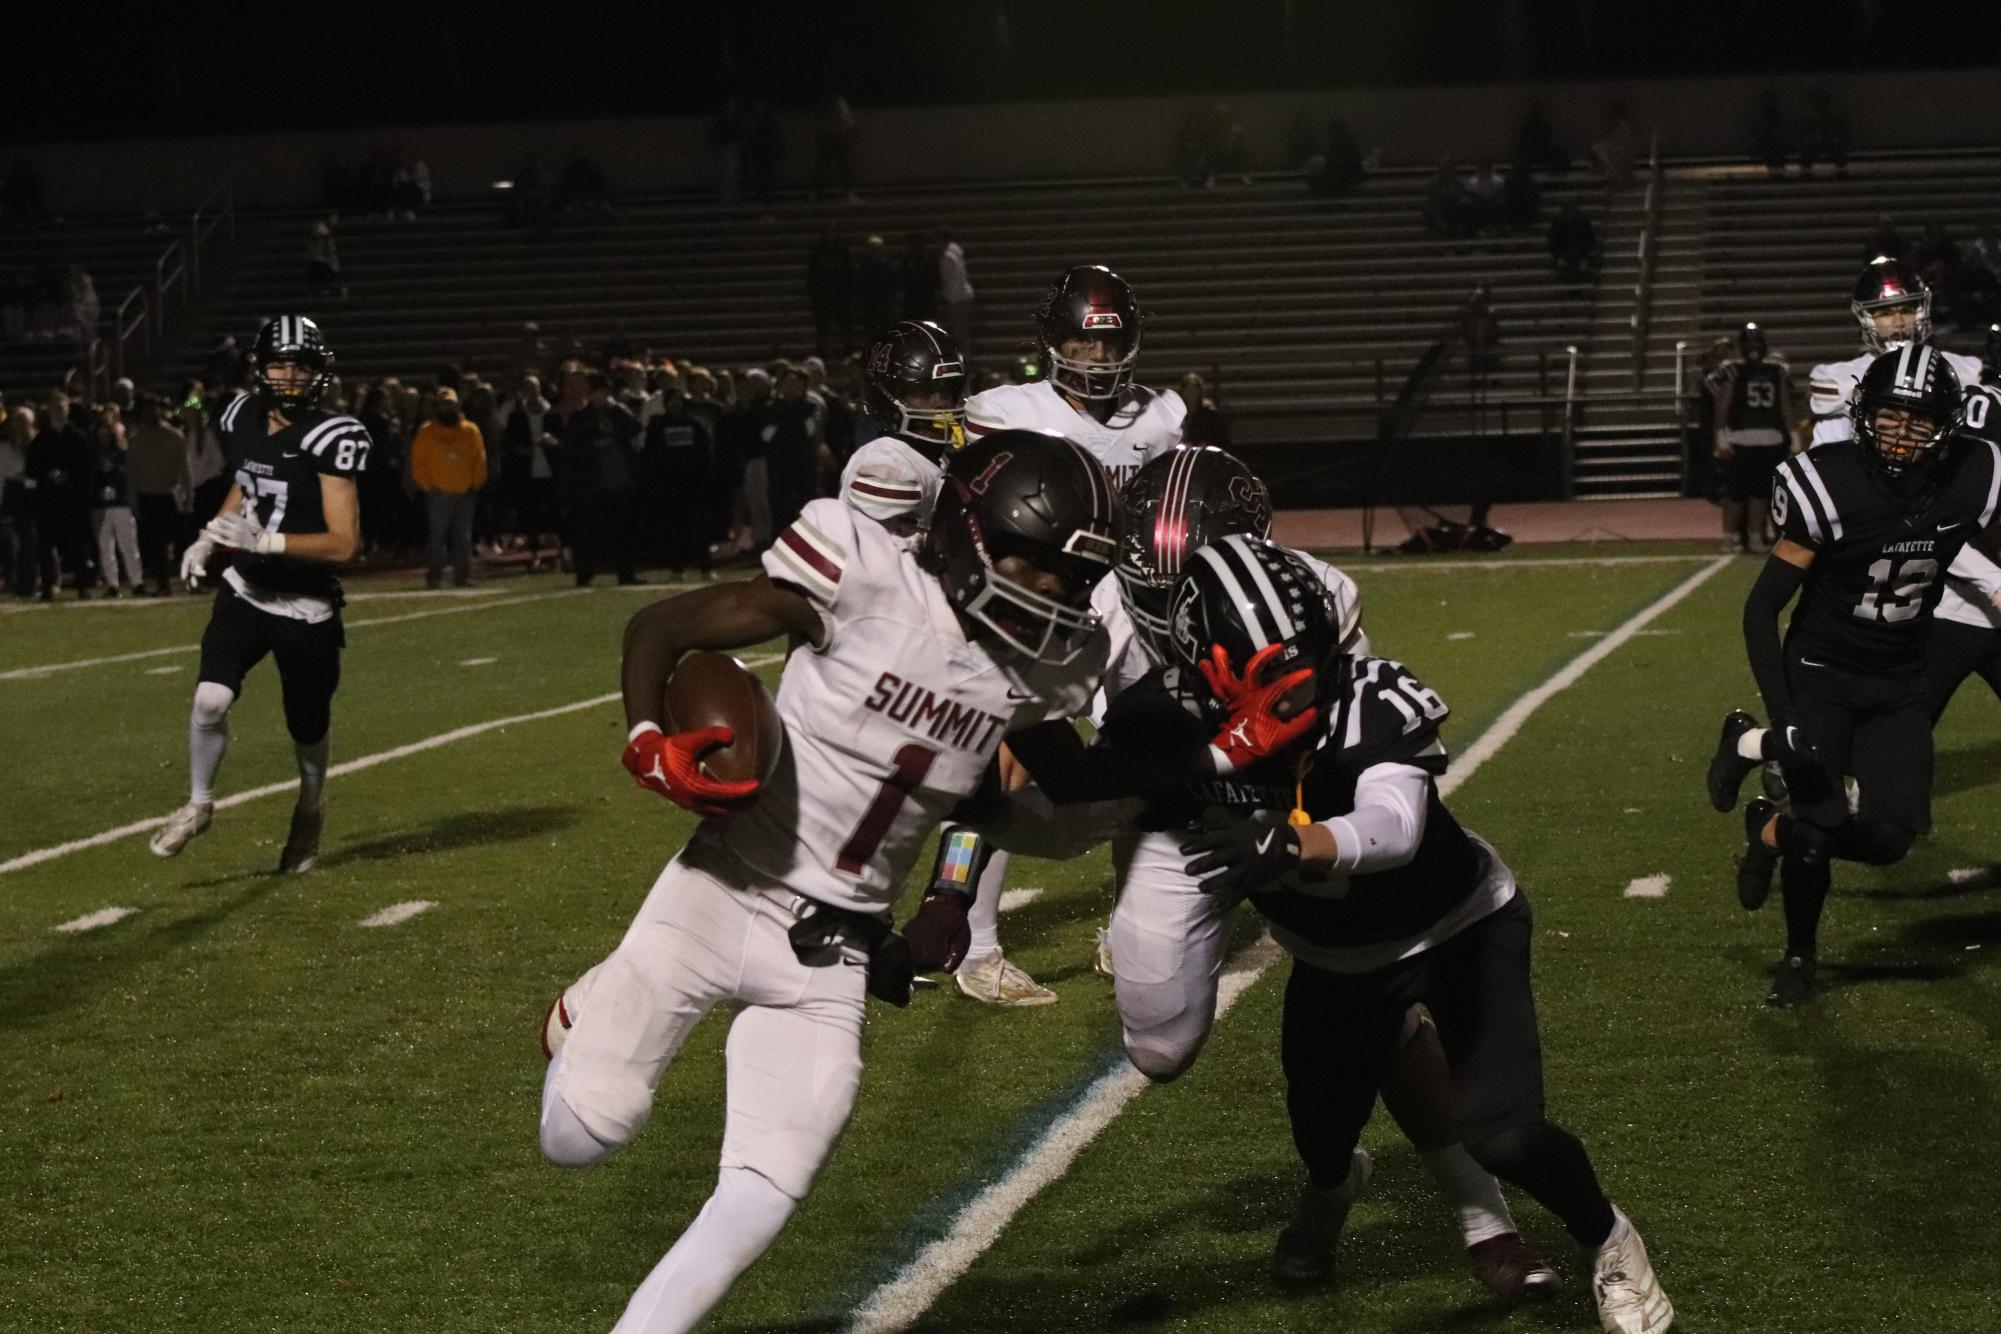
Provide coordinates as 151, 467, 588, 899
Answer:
4, 548, 1998, 1334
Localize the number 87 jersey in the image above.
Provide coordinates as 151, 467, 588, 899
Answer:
704, 498, 1108, 914
1771, 433, 2001, 674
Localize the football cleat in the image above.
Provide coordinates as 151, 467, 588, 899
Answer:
1759, 762, 1789, 804
1272, 1148, 1371, 1288
148, 801, 214, 858
1469, 1232, 1561, 1302
955, 949, 1058, 1007
1093, 926, 1115, 980
277, 801, 323, 874
1737, 799, 1780, 911
1766, 952, 1817, 1009
1590, 1207, 1673, 1334
1706, 710, 1761, 813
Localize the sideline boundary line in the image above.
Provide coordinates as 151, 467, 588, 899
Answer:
843, 555, 1733, 1333
1, 650, 785, 876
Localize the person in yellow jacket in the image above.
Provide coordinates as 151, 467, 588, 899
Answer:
410, 386, 488, 587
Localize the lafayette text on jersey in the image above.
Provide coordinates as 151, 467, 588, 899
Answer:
216, 391, 372, 599
1772, 437, 2001, 671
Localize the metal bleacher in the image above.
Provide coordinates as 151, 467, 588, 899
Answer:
15, 149, 1999, 503
163, 168, 1632, 454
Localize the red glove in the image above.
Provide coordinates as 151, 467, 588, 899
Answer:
1199, 643, 1320, 772
621, 722, 761, 817
902, 891, 972, 972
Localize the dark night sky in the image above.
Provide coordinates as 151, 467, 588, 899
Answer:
12, 0, 2001, 143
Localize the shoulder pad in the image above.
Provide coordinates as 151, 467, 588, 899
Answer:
1335, 658, 1450, 769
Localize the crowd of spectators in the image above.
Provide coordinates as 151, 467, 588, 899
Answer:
1, 266, 100, 343
1749, 88, 1851, 179
806, 227, 974, 358
3, 331, 1213, 600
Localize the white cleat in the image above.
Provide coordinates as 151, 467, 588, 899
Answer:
148, 802, 214, 858
1093, 926, 1115, 979
1591, 1206, 1674, 1334
955, 949, 1057, 1007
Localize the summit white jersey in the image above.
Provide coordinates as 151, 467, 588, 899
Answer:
1808, 347, 1984, 445
838, 434, 941, 538
703, 498, 1108, 913
966, 380, 1184, 490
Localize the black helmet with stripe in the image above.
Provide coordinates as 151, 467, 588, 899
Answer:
1852, 257, 1931, 354
1117, 445, 1272, 664
1036, 264, 1142, 402
863, 319, 968, 456
250, 315, 335, 417
1852, 342, 1962, 479
1166, 535, 1350, 695
920, 429, 1118, 665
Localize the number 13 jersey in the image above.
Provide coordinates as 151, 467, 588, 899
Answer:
1772, 435, 2001, 672
703, 498, 1109, 913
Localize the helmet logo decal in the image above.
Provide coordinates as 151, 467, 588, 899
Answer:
867, 344, 894, 375
969, 450, 1014, 495
1081, 311, 1122, 330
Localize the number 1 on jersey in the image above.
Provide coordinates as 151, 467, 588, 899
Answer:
836, 743, 938, 874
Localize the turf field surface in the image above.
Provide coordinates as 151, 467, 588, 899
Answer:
3, 548, 1998, 1333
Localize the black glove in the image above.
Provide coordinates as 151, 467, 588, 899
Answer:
1179, 808, 1303, 897
1765, 723, 1829, 802
901, 890, 972, 973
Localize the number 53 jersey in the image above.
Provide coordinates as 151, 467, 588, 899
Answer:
703, 497, 1109, 914
1772, 435, 2001, 672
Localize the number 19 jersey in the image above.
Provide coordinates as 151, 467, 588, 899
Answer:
1772, 437, 2001, 672
702, 498, 1109, 913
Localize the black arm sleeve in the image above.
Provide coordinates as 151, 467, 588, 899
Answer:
1742, 555, 1808, 728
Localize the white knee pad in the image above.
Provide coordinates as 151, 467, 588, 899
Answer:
192, 681, 236, 729
539, 1055, 621, 1168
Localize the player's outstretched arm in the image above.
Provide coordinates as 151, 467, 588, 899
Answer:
620, 575, 821, 733
1742, 540, 1813, 726
288, 475, 360, 563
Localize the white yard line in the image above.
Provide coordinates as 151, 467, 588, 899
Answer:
460, 657, 499, 667
358, 900, 438, 928
0, 584, 505, 615
996, 888, 1043, 913
0, 588, 590, 681
51, 906, 140, 933
1340, 553, 1718, 574
0, 650, 787, 877
845, 555, 1733, 1334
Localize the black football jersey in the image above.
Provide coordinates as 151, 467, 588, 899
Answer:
1108, 655, 1486, 951
1959, 381, 2001, 448
1772, 436, 2001, 672
217, 392, 372, 598
1723, 359, 1790, 434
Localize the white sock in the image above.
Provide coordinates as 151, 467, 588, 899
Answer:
188, 682, 235, 805
1737, 727, 1768, 761
295, 735, 330, 808
611, 1166, 797, 1334
1422, 1144, 1518, 1246
958, 845, 1010, 972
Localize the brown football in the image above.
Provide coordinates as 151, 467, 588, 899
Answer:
663, 651, 786, 786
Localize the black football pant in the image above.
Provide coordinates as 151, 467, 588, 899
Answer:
1775, 647, 1931, 957
1924, 619, 2001, 724
197, 583, 345, 745
1279, 893, 1616, 1248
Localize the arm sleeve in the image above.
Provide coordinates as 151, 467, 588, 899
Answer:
839, 440, 929, 525
1742, 554, 1808, 727
1319, 762, 1431, 874
1948, 541, 2001, 601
